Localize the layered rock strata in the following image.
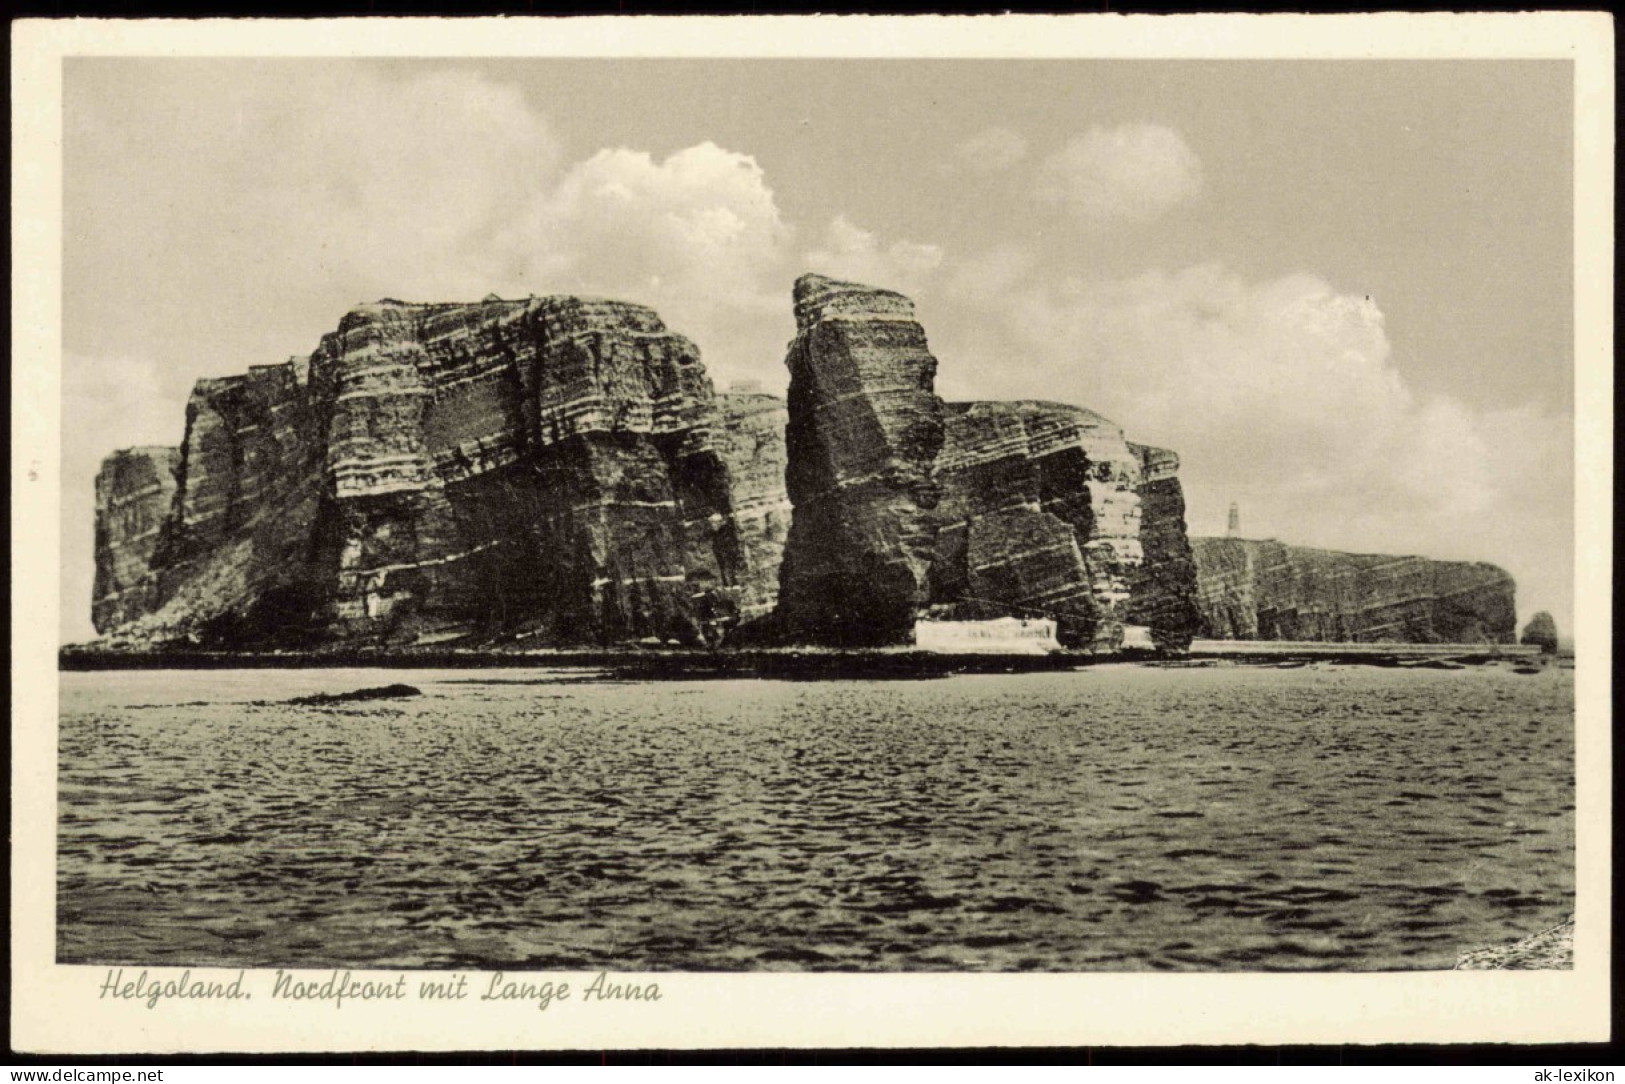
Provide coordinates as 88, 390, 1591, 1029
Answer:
1124, 444, 1203, 649
93, 296, 781, 648
714, 389, 793, 619
1191, 537, 1517, 644
773, 274, 1200, 650
932, 401, 1143, 650
140, 360, 329, 644
774, 274, 947, 644
92, 447, 182, 631
93, 277, 1207, 653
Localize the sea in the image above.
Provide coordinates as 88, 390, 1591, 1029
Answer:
57, 661, 1575, 972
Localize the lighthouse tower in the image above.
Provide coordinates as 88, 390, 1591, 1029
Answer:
1227, 502, 1240, 538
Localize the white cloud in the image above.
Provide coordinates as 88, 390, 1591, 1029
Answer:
804, 216, 944, 299
508, 142, 795, 380
67, 62, 950, 397
1035, 123, 1204, 226
522, 142, 789, 297
953, 127, 1029, 173
69, 62, 806, 399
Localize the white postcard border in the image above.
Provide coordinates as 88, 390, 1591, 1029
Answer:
11, 13, 1613, 1053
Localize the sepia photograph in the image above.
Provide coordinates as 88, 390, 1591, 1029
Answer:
11, 14, 1612, 1053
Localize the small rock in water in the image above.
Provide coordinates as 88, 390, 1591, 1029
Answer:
287, 683, 422, 706
1520, 611, 1560, 654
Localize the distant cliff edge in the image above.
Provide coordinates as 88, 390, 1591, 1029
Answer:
1191, 537, 1516, 644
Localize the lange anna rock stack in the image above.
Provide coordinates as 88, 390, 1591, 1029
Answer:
772, 273, 1201, 651
773, 274, 949, 645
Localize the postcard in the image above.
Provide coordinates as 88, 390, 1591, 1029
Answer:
11, 13, 1613, 1053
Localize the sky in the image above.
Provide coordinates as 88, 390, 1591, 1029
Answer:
61, 58, 1576, 644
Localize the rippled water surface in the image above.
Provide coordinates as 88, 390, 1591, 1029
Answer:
58, 663, 1574, 971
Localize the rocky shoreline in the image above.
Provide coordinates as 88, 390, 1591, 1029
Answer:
1455, 916, 1575, 970
59, 642, 1557, 681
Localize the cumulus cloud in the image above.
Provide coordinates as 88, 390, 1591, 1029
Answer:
508, 141, 795, 380
67, 60, 959, 395
804, 216, 944, 298
1035, 123, 1204, 226
70, 64, 808, 369
521, 143, 788, 296
952, 127, 1029, 173
68, 65, 803, 371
